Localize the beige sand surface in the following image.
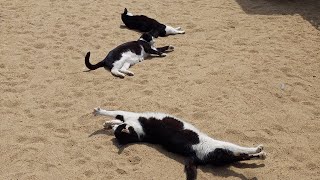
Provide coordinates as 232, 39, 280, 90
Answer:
1, 0, 319, 179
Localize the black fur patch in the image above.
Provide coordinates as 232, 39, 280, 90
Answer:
204, 148, 252, 166
162, 116, 184, 130
180, 129, 200, 144
114, 124, 139, 145
140, 33, 153, 42
185, 158, 198, 180
138, 116, 199, 156
115, 115, 124, 122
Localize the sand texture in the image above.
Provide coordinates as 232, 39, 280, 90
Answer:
1, 0, 320, 179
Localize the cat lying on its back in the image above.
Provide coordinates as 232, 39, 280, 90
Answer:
85, 32, 174, 78
92, 107, 266, 180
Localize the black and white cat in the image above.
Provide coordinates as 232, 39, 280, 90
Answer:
85, 32, 174, 78
93, 107, 266, 180
121, 8, 185, 37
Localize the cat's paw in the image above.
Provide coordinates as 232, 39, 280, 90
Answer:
125, 71, 134, 76
167, 45, 175, 52
120, 70, 134, 76
160, 53, 167, 57
103, 121, 113, 129
93, 107, 101, 116
256, 144, 264, 153
176, 27, 182, 30
127, 72, 134, 76
258, 152, 267, 160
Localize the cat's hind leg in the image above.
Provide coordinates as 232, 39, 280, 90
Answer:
184, 157, 198, 180
245, 151, 267, 160
119, 62, 134, 76
208, 148, 266, 166
165, 25, 185, 35
223, 142, 264, 155
215, 143, 266, 163
111, 68, 126, 78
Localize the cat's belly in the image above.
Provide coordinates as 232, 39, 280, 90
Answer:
122, 51, 145, 65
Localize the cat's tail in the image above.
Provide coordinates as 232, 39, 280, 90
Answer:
85, 52, 104, 70
122, 8, 133, 17
123, 8, 128, 15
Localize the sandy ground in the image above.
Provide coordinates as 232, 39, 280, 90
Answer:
1, 0, 320, 179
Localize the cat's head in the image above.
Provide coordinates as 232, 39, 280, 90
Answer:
139, 31, 158, 45
114, 124, 139, 145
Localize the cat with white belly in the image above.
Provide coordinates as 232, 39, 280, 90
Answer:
85, 32, 174, 78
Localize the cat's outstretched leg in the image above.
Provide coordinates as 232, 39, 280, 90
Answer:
207, 147, 266, 166
157, 45, 174, 53
244, 151, 267, 160
184, 157, 198, 180
165, 25, 185, 35
93, 107, 138, 120
223, 143, 264, 155
103, 119, 124, 129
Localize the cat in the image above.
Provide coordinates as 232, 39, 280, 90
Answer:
92, 107, 266, 180
121, 8, 185, 37
85, 32, 174, 78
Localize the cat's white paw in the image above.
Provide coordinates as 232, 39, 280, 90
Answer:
160, 53, 167, 57
179, 31, 185, 34
120, 69, 134, 76
93, 107, 101, 116
256, 144, 264, 153
103, 121, 113, 129
126, 71, 134, 76
259, 152, 267, 160
168, 45, 175, 52
176, 27, 182, 30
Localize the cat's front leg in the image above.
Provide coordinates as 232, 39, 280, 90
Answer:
184, 157, 198, 180
147, 46, 166, 57
157, 45, 174, 53
103, 119, 124, 129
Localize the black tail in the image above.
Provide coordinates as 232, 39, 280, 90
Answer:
85, 52, 104, 70
123, 8, 128, 16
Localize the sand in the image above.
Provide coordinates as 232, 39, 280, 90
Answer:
1, 0, 319, 179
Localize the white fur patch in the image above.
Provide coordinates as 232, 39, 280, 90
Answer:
112, 48, 147, 70
165, 25, 185, 35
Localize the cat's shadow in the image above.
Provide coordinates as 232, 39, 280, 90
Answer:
89, 129, 264, 180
